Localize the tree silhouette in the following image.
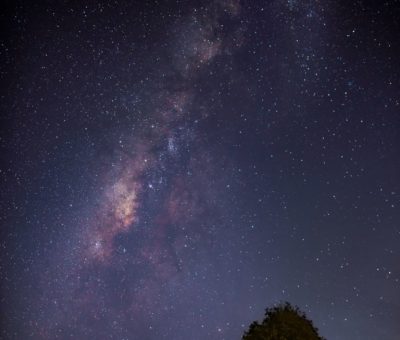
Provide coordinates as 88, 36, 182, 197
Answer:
242, 302, 325, 340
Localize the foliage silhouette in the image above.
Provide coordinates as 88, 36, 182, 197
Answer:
242, 302, 325, 340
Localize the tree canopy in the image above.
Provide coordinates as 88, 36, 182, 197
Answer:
242, 302, 325, 340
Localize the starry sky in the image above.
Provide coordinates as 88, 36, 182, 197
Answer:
1, 1, 399, 339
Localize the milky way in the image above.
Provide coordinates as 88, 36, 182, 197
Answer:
1, 1, 399, 339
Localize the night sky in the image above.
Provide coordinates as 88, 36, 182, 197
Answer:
1, 1, 399, 339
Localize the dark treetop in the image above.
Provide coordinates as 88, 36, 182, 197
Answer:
243, 302, 324, 340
